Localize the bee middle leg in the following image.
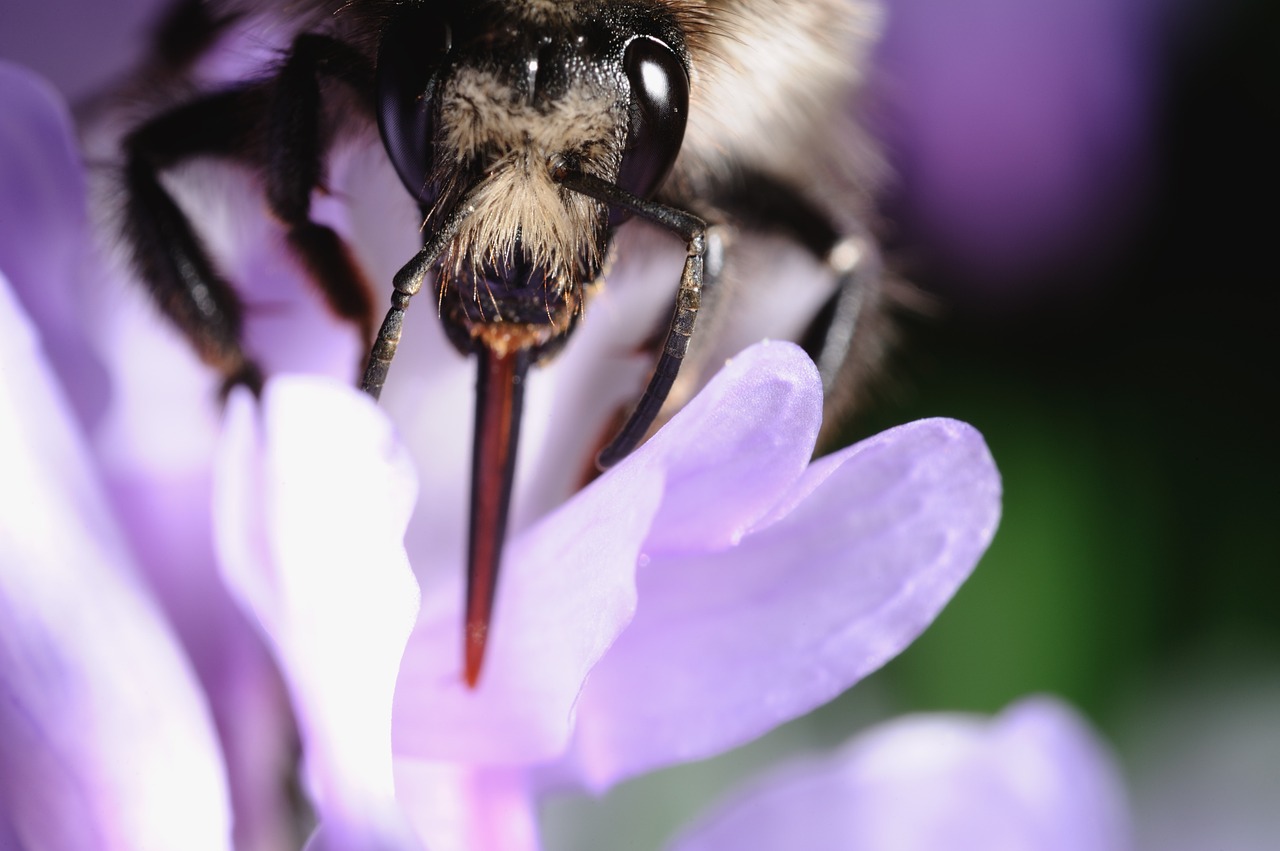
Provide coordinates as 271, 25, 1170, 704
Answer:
551, 166, 713, 469
121, 34, 377, 393
264, 33, 379, 346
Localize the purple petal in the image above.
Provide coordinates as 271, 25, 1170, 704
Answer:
667, 697, 1132, 851
394, 761, 542, 851
215, 378, 423, 848
391, 342, 822, 768
0, 62, 83, 317
0, 62, 108, 427
555, 349, 1000, 788
0, 60, 296, 850
638, 340, 824, 556
0, 272, 233, 848
106, 467, 299, 851
0, 0, 170, 100
391, 452, 665, 764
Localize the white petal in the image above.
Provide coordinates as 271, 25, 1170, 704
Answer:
215, 376, 422, 847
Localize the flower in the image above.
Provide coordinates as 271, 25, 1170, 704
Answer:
876, 0, 1170, 295
2, 59, 1002, 851
0, 277, 233, 850
213, 342, 1001, 851
667, 697, 1133, 851
1, 60, 305, 851
0, 66, 233, 849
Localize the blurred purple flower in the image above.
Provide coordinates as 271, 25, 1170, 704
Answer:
0, 0, 172, 101
668, 697, 1133, 851
0, 61, 305, 851
875, 0, 1170, 297
2, 58, 1003, 851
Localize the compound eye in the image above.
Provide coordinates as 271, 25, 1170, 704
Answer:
376, 10, 451, 205
616, 35, 689, 203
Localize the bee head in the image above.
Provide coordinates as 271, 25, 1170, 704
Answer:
375, 0, 690, 354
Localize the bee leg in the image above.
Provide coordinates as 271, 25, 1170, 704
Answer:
550, 166, 708, 469
264, 34, 379, 347
123, 88, 268, 393
706, 168, 884, 416
361, 204, 473, 399
601, 220, 706, 469
800, 232, 883, 407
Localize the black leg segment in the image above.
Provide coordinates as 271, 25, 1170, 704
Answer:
123, 87, 266, 392
361, 204, 473, 399
120, 33, 379, 393
706, 167, 883, 398
552, 166, 707, 469
265, 34, 379, 342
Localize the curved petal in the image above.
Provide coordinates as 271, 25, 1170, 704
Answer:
0, 62, 83, 313
215, 377, 423, 848
106, 465, 299, 851
0, 61, 108, 427
0, 271, 232, 850
667, 697, 1132, 851
560, 394, 1001, 788
391, 452, 665, 765
394, 761, 542, 851
390, 342, 820, 767
637, 341, 824, 557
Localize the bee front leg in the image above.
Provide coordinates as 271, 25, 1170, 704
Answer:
551, 166, 709, 469
361, 204, 473, 400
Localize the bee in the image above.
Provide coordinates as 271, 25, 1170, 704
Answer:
118, 0, 889, 685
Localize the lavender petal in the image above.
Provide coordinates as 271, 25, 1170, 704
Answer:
667, 697, 1132, 851
394, 761, 542, 851
556, 345, 1000, 788
0, 271, 232, 850
215, 377, 423, 848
